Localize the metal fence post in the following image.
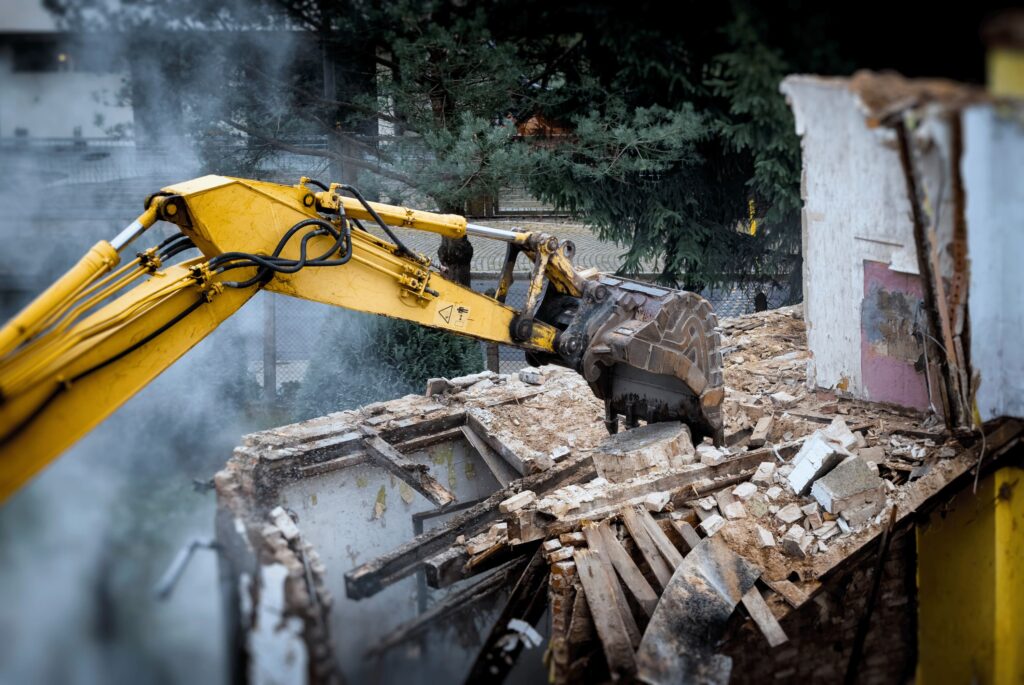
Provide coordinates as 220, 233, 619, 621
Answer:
263, 294, 277, 406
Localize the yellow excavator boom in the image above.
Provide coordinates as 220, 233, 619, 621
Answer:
0, 175, 723, 501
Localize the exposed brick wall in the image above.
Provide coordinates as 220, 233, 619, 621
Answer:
722, 527, 917, 684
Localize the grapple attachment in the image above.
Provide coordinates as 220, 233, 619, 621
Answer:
541, 276, 724, 444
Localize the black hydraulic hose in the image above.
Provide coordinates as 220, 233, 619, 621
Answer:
335, 184, 417, 259
0, 296, 207, 446
303, 178, 329, 191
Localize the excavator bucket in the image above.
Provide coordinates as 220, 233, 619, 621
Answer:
537, 276, 724, 444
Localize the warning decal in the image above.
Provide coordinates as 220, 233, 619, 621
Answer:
437, 303, 470, 329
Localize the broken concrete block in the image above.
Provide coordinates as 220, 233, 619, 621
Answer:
751, 461, 776, 486
937, 446, 957, 459
814, 521, 839, 539
424, 377, 452, 397
800, 502, 819, 517
810, 456, 886, 524
787, 431, 850, 495
644, 491, 671, 512
550, 445, 571, 462
781, 525, 811, 558
749, 416, 773, 447
499, 490, 537, 513
740, 401, 765, 421
765, 485, 783, 500
770, 391, 798, 408
543, 538, 563, 552
837, 517, 851, 535
746, 495, 769, 519
823, 417, 858, 450
695, 496, 718, 511
723, 501, 747, 520
755, 525, 776, 548
853, 431, 867, 449
858, 445, 886, 463
697, 443, 726, 466
732, 482, 758, 500
805, 511, 823, 530
592, 421, 695, 482
518, 368, 546, 385
699, 513, 726, 537
776, 503, 804, 524
270, 506, 300, 541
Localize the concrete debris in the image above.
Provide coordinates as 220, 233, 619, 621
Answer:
751, 461, 776, 485
592, 421, 695, 482
518, 368, 547, 385
697, 443, 726, 466
776, 503, 804, 524
787, 431, 851, 495
770, 391, 798, 407
700, 513, 726, 537
723, 501, 748, 520
781, 525, 812, 558
732, 482, 758, 500
749, 416, 773, 447
755, 525, 776, 548
810, 456, 886, 526
644, 491, 672, 512
270, 506, 300, 541
499, 490, 537, 513
216, 308, 990, 685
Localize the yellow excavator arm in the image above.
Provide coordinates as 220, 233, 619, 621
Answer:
0, 175, 724, 501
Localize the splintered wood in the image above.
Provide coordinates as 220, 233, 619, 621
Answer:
216, 306, 1000, 685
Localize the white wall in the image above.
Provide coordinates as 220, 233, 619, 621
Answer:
781, 76, 920, 397
0, 43, 132, 138
963, 105, 1024, 421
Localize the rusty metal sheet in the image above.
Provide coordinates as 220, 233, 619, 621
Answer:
636, 536, 761, 685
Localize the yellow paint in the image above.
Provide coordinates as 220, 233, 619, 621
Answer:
0, 175, 578, 501
918, 466, 1024, 684
373, 485, 387, 520
988, 48, 1024, 98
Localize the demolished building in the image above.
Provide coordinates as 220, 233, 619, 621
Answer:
211, 68, 1024, 685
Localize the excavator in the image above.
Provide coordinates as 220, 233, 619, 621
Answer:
0, 175, 723, 502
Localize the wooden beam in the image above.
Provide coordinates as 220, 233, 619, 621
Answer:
465, 411, 530, 475
672, 520, 702, 553
619, 507, 674, 590
361, 427, 454, 507
345, 452, 596, 599
573, 548, 637, 679
464, 548, 550, 684
582, 521, 658, 617
366, 557, 528, 657
628, 505, 684, 569
740, 586, 788, 648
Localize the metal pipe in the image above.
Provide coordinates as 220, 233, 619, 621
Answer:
110, 205, 159, 252
465, 223, 524, 243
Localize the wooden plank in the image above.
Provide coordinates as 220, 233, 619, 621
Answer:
764, 579, 810, 609
573, 549, 636, 679
345, 452, 596, 599
366, 557, 527, 656
619, 507, 673, 591
672, 520, 702, 552
582, 522, 658, 617
630, 506, 684, 569
461, 425, 518, 487
608, 561, 642, 648
740, 586, 788, 648
361, 428, 455, 507
464, 548, 550, 683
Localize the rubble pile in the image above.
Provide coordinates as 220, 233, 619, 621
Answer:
215, 305, 1001, 684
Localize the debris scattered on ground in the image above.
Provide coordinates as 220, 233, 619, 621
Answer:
216, 305, 1010, 684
